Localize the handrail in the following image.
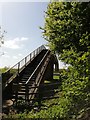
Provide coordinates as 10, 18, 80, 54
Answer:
25, 52, 51, 102
2, 45, 46, 86
25, 50, 50, 85
35, 54, 51, 86
4, 45, 46, 73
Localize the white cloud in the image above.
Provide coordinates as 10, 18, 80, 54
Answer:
3, 51, 8, 54
0, 0, 50, 2
18, 53, 23, 56
13, 56, 18, 59
3, 37, 28, 49
0, 52, 4, 56
3, 54, 10, 58
4, 40, 20, 49
21, 37, 28, 41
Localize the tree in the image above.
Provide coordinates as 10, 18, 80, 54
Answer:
0, 26, 6, 47
0, 26, 6, 56
41, 2, 90, 119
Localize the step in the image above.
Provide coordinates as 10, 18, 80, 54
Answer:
21, 84, 32, 87
25, 69, 34, 73
23, 74, 31, 77
21, 77, 36, 81
21, 78, 28, 81
22, 76, 29, 79
18, 91, 26, 94
20, 85, 33, 89
13, 92, 25, 96
24, 72, 32, 74
19, 89, 26, 92
20, 80, 27, 83
22, 75, 31, 78
21, 80, 27, 82
13, 91, 38, 97
13, 94, 25, 99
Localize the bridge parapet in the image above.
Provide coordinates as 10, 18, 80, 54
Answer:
2, 45, 46, 90
2, 45, 59, 108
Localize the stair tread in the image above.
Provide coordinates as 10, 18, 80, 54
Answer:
3, 50, 51, 106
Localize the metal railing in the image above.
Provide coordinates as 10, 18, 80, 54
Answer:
2, 45, 46, 88
25, 50, 51, 103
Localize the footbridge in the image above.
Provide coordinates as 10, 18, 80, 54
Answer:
2, 45, 59, 109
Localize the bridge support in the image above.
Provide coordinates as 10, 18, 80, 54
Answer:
37, 53, 59, 107
2, 47, 59, 111
43, 53, 59, 81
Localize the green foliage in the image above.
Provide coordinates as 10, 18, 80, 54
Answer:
3, 2, 90, 120
0, 67, 9, 73
41, 2, 90, 119
0, 26, 6, 47
53, 75, 60, 80
44, 3, 88, 51
43, 2, 90, 54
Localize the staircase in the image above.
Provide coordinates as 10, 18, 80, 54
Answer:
12, 49, 50, 105
2, 45, 59, 112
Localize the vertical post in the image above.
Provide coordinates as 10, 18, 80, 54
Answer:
34, 51, 35, 58
36, 48, 37, 55
38, 47, 40, 54
18, 62, 20, 75
38, 85, 42, 108
15, 84, 18, 106
15, 74, 20, 106
37, 49, 39, 54
30, 53, 31, 62
40, 46, 41, 51
17, 62, 20, 105
25, 57, 27, 67
25, 84, 29, 104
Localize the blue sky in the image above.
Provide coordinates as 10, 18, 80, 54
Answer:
0, 2, 66, 69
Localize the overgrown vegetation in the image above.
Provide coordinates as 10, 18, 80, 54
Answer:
2, 2, 90, 120
3, 68, 90, 119
0, 67, 9, 73
2, 84, 62, 119
40, 2, 90, 120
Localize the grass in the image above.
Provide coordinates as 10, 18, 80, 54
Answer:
2, 72, 61, 119
44, 80, 51, 83
53, 75, 60, 80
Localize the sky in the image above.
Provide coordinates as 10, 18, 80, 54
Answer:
0, 2, 66, 69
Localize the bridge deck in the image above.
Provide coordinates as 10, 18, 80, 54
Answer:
2, 45, 59, 113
